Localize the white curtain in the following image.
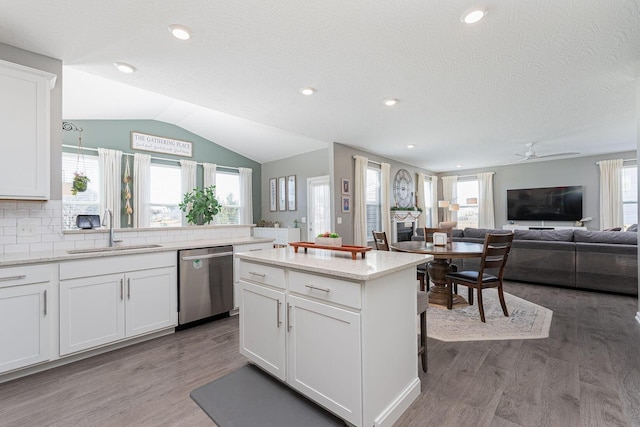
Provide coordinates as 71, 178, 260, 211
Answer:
203, 162, 217, 188
381, 162, 391, 236
416, 173, 426, 229
599, 159, 623, 229
430, 176, 438, 227
180, 159, 198, 226
98, 148, 122, 228
353, 155, 368, 246
441, 175, 458, 224
239, 167, 253, 225
477, 172, 495, 228
133, 153, 151, 228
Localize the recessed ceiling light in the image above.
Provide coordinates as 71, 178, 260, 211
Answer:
383, 98, 399, 106
168, 24, 192, 40
456, 164, 463, 168
461, 9, 486, 24
407, 144, 415, 149
300, 87, 316, 96
113, 62, 137, 73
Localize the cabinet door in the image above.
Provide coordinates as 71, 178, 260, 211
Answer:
0, 283, 50, 373
60, 274, 125, 356
125, 267, 177, 338
287, 294, 362, 426
233, 243, 273, 309
0, 60, 55, 200
238, 280, 286, 380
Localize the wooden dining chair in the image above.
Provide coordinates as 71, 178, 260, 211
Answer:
371, 230, 428, 372
444, 232, 515, 322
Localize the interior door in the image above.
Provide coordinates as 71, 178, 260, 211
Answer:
307, 175, 331, 240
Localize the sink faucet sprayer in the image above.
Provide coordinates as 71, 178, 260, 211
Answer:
102, 209, 122, 247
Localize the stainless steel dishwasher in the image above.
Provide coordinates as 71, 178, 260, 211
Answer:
178, 245, 234, 326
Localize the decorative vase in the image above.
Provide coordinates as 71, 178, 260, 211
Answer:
315, 237, 343, 247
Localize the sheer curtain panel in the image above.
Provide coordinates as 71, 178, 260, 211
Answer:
133, 153, 151, 228
477, 172, 495, 228
180, 160, 198, 226
599, 159, 624, 229
203, 163, 217, 188
430, 176, 439, 227
354, 155, 368, 246
98, 148, 122, 228
416, 173, 426, 229
441, 176, 458, 224
239, 167, 253, 224
381, 162, 391, 236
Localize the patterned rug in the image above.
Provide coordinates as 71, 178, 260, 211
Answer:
427, 286, 553, 342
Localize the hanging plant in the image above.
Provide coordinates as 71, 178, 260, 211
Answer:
71, 172, 90, 195
178, 185, 221, 225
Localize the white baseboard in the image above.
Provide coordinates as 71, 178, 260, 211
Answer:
374, 377, 421, 427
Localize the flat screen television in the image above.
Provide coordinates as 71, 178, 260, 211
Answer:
507, 186, 583, 221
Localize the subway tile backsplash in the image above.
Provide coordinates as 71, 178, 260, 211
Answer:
0, 200, 252, 255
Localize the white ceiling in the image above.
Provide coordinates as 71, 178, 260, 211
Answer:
1, 0, 638, 172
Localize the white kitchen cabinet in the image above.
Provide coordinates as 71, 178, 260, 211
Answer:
0, 264, 54, 374
0, 59, 56, 200
238, 280, 286, 380
238, 252, 422, 427
232, 242, 273, 310
253, 227, 300, 246
59, 252, 177, 356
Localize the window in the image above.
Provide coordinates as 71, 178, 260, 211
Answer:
214, 171, 240, 225
62, 152, 100, 230
456, 179, 479, 229
423, 179, 433, 226
149, 164, 182, 227
366, 165, 381, 240
622, 165, 637, 229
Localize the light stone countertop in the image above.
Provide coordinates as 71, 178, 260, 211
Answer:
0, 237, 273, 267
235, 246, 433, 281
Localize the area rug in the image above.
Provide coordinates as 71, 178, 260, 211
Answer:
427, 286, 553, 342
190, 363, 344, 427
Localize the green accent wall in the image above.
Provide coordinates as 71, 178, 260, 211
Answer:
61, 119, 262, 226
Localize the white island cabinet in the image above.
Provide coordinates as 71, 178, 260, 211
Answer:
237, 247, 431, 427
0, 264, 55, 374
59, 252, 177, 356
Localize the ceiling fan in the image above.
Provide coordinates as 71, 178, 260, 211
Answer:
514, 142, 580, 162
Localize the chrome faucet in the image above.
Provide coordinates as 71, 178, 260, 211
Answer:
102, 209, 122, 247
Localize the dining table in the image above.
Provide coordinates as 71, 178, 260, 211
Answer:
390, 240, 485, 308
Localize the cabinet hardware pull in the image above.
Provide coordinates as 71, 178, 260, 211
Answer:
249, 271, 266, 278
287, 303, 293, 331
305, 284, 331, 293
276, 299, 282, 328
249, 248, 262, 251
120, 279, 124, 300
43, 290, 47, 316
127, 278, 131, 299
0, 275, 26, 282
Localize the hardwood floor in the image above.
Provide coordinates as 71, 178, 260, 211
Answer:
1, 282, 639, 427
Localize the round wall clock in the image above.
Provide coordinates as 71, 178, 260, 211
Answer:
394, 169, 413, 208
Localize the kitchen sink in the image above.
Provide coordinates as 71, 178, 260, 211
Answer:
67, 244, 163, 254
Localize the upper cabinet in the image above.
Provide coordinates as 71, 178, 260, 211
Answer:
0, 59, 56, 200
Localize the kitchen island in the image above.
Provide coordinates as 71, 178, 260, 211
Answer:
236, 246, 432, 427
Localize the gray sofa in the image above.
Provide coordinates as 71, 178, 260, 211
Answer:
413, 227, 638, 296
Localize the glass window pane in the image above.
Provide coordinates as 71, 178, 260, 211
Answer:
457, 179, 479, 229
366, 166, 381, 239
214, 171, 240, 225
623, 165, 638, 228
62, 152, 100, 230
149, 164, 182, 227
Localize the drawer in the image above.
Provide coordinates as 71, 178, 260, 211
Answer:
289, 271, 361, 309
0, 263, 54, 289
239, 261, 285, 289
234, 242, 273, 252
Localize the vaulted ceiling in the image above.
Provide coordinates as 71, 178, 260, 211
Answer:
1, 0, 638, 171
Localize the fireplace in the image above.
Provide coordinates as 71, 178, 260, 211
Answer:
396, 223, 413, 242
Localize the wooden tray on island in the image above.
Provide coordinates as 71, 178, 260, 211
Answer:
289, 242, 372, 260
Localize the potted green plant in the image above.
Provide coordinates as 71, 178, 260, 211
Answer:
71, 172, 90, 195
178, 185, 221, 225
315, 232, 342, 246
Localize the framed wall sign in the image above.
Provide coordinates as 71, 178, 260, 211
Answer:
269, 178, 277, 211
287, 175, 296, 211
341, 196, 351, 213
131, 131, 193, 157
278, 176, 287, 211
341, 178, 350, 195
